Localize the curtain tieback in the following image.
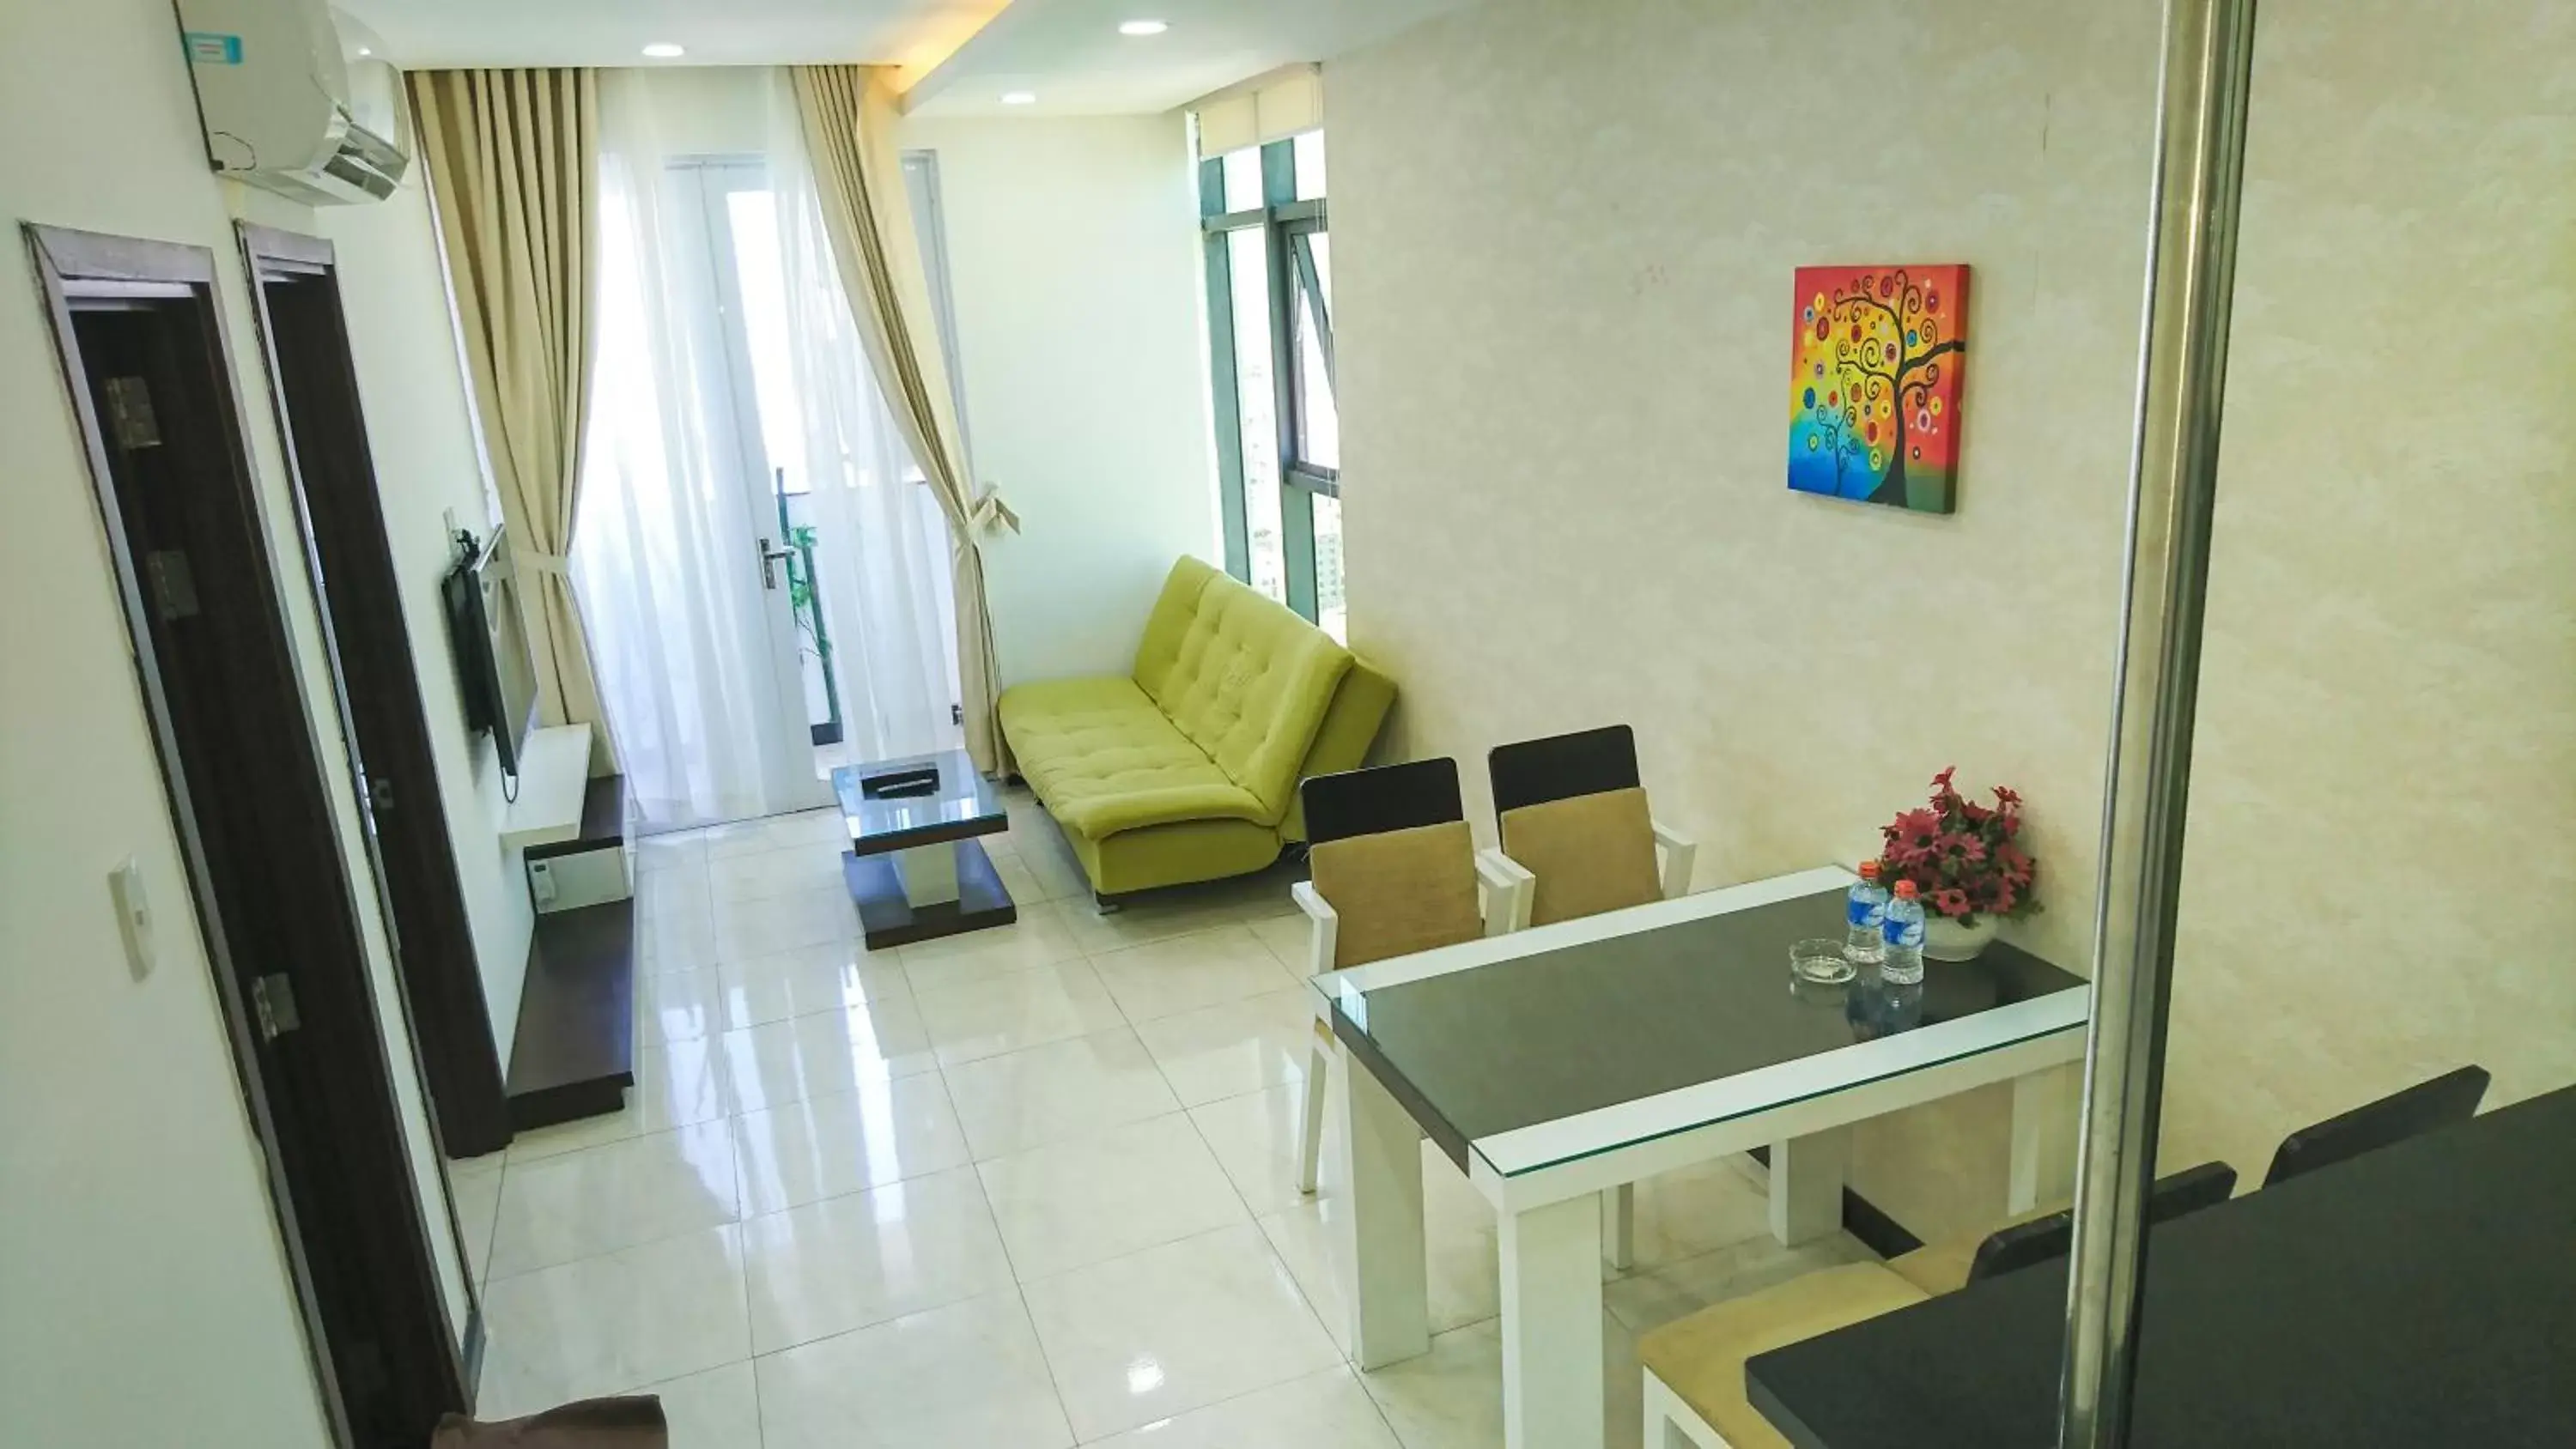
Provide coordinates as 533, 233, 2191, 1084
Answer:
518, 548, 574, 578
966, 485, 1021, 540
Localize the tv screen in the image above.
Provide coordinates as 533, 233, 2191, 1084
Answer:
442, 527, 543, 778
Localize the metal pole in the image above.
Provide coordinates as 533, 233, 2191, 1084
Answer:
2061, 0, 2258, 1443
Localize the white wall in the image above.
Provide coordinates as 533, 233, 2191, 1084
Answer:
1328, 0, 2576, 1234
0, 0, 492, 1433
898, 113, 1220, 684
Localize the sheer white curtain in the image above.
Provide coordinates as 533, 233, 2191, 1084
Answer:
761, 78, 963, 764
572, 70, 830, 832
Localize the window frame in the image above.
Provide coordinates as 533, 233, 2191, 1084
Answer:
1200, 134, 1335, 622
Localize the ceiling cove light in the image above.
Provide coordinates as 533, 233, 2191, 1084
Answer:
641, 42, 685, 58
1118, 19, 1170, 36
1000, 90, 1038, 105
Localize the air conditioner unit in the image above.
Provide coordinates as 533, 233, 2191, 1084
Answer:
176, 0, 410, 205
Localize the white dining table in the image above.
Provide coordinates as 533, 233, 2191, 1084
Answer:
1314, 865, 2092, 1449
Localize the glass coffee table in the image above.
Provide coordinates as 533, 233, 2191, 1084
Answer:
830, 749, 1015, 951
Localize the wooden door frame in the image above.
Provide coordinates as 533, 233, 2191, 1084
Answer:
238, 221, 514, 1161
25, 222, 468, 1445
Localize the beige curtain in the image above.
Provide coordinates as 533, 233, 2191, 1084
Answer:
407, 68, 612, 764
791, 64, 1015, 777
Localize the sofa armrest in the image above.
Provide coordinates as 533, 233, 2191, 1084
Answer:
1291, 881, 1339, 978
1651, 818, 1698, 900
1475, 848, 1535, 936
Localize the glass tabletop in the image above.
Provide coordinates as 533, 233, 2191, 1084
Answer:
829, 749, 1006, 851
1328, 879, 2086, 1176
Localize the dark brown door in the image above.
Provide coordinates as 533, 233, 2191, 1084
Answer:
28, 225, 468, 1446
241, 223, 513, 1161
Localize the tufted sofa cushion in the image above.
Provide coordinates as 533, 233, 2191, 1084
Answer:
997, 676, 1268, 838
1131, 560, 1352, 822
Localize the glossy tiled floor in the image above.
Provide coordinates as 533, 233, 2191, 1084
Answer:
449, 790, 1867, 1446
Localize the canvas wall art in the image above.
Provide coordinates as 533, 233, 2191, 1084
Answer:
1786, 264, 1970, 514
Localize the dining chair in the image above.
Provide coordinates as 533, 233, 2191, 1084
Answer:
1483, 724, 1695, 926
1643, 1162, 2238, 1449
1479, 724, 1695, 1267
1886, 1160, 2239, 1296
2262, 1064, 2490, 1188
1291, 758, 1530, 1195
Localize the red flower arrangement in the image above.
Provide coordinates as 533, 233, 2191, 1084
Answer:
1877, 767, 2039, 925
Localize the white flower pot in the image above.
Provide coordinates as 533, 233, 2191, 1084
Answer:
1923, 913, 2000, 961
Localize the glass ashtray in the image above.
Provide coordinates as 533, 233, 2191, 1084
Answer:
1789, 937, 1856, 986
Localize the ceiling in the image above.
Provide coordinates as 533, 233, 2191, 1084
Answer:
901, 0, 1479, 117
338, 0, 1478, 115
337, 0, 998, 73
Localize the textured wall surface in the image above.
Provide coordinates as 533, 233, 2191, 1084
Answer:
1329, 0, 2574, 1230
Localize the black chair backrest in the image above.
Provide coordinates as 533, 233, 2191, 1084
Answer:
1302, 758, 1465, 846
1487, 724, 1642, 818
2262, 1065, 2490, 1188
1967, 1161, 2239, 1284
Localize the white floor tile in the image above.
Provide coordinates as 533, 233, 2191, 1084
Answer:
638, 968, 728, 1048
897, 909, 1084, 993
1088, 926, 1308, 1025
1245, 912, 1312, 971
635, 837, 708, 875
913, 960, 1128, 1067
503, 1101, 647, 1165
710, 842, 848, 904
487, 1122, 741, 1279
477, 1223, 750, 1420
1624, 1156, 1778, 1270
976, 1113, 1248, 1282
644, 913, 723, 977
715, 997, 939, 1114
713, 884, 860, 961
756, 1291, 1074, 1449
738, 1166, 1017, 1353
1020, 1224, 1340, 1440
1602, 1230, 1870, 1336
1084, 1365, 1401, 1449
941, 1028, 1182, 1161
1187, 1082, 1314, 1216
1055, 900, 1264, 958
732, 1075, 973, 1217
1355, 1319, 1503, 1449
1255, 1141, 1500, 1350
644, 1361, 763, 1449
638, 1040, 731, 1131
450, 1155, 504, 1289
989, 852, 1064, 907
1131, 989, 1314, 1106
717, 941, 910, 1032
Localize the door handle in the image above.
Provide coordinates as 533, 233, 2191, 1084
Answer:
757, 536, 798, 591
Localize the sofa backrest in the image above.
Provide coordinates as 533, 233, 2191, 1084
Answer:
1133, 556, 1352, 825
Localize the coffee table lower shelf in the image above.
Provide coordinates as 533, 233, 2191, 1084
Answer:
842, 838, 1017, 951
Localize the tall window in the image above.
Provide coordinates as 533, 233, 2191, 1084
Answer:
1201, 130, 1342, 640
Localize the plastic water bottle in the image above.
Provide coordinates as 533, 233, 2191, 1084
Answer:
1844, 861, 1889, 967
1881, 879, 1926, 985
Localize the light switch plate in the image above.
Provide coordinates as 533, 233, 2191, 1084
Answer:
109, 857, 155, 981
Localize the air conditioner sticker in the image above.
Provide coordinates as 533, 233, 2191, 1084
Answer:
183, 32, 244, 64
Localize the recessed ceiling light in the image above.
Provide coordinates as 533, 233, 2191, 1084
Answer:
1000, 90, 1038, 105
641, 42, 685, 58
1118, 19, 1170, 36
356, 45, 374, 57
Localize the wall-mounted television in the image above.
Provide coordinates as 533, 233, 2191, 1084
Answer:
441, 526, 543, 779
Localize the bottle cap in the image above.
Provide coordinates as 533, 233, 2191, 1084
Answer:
1892, 879, 1918, 898
1857, 859, 1881, 880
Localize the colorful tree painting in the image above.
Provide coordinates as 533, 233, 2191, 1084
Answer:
1786, 264, 1970, 514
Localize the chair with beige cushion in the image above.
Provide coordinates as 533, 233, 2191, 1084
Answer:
1482, 724, 1695, 928
1642, 1161, 2237, 1447
1290, 758, 1530, 1194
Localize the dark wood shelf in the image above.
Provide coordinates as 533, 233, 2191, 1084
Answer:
504, 900, 635, 1131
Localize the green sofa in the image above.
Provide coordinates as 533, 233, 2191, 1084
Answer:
998, 556, 1396, 900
